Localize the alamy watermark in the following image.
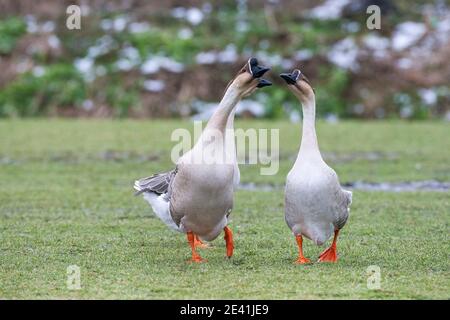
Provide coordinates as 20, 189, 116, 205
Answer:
366, 265, 381, 290
66, 5, 81, 30
67, 265, 81, 290
366, 5, 381, 30
171, 121, 279, 175
66, 4, 382, 31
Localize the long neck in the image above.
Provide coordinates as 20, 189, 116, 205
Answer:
205, 87, 240, 133
299, 97, 320, 156
225, 108, 237, 163
190, 85, 240, 165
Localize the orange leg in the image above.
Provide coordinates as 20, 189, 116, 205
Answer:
194, 234, 209, 249
186, 232, 206, 263
318, 229, 339, 263
223, 226, 234, 258
294, 235, 311, 264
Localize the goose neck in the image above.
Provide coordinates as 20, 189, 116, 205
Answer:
299, 99, 319, 154
206, 88, 240, 132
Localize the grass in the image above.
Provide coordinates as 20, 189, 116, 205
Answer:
0, 119, 449, 299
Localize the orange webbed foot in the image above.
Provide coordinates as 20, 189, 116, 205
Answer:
188, 255, 207, 263
194, 235, 209, 249
294, 257, 311, 264
318, 246, 338, 262
294, 234, 310, 265
317, 230, 339, 263
187, 232, 207, 263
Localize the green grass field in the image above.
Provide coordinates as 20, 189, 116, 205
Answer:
0, 120, 449, 299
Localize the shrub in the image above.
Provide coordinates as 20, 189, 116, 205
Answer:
0, 64, 86, 116
0, 17, 26, 55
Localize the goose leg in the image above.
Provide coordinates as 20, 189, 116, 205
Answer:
187, 232, 206, 263
194, 234, 209, 249
318, 229, 339, 263
223, 226, 234, 258
294, 235, 311, 264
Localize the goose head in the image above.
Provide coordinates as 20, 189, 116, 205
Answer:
226, 58, 272, 98
279, 69, 315, 104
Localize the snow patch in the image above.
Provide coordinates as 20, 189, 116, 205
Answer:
327, 37, 359, 71
32, 66, 45, 77
140, 56, 184, 74
74, 57, 94, 74
392, 22, 427, 51
171, 7, 204, 25
363, 33, 390, 59
178, 28, 193, 40
195, 45, 238, 64
418, 88, 437, 105
47, 35, 61, 49
218, 45, 238, 63
143, 80, 166, 92
128, 22, 151, 33
82, 99, 94, 111
295, 49, 313, 61
196, 51, 217, 65
308, 0, 351, 20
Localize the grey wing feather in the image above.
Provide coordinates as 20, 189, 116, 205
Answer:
134, 167, 177, 199
334, 189, 352, 230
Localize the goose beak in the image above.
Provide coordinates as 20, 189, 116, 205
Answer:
249, 58, 270, 78
257, 78, 272, 88
280, 69, 315, 94
252, 66, 270, 78
279, 72, 298, 85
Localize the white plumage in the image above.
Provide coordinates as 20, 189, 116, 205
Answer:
280, 68, 352, 263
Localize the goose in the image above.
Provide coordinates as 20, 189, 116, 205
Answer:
134, 58, 271, 262
280, 68, 352, 263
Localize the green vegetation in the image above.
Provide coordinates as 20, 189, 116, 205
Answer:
316, 67, 349, 116
0, 17, 26, 55
0, 64, 86, 117
1, 2, 447, 119
1, 120, 449, 299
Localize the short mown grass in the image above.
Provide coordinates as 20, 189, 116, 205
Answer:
0, 120, 449, 299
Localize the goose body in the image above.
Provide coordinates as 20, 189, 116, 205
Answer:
170, 146, 236, 241
285, 151, 352, 246
134, 117, 237, 240
134, 109, 239, 238
280, 68, 352, 263
134, 58, 271, 262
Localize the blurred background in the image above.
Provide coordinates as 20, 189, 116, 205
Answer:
0, 0, 449, 120
1, 1, 449, 300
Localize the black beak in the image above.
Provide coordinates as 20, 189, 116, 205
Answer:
257, 78, 272, 88
249, 58, 270, 78
252, 66, 270, 78
279, 72, 298, 85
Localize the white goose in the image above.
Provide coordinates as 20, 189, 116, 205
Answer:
280, 69, 352, 263
134, 58, 271, 262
